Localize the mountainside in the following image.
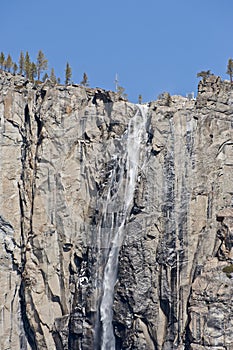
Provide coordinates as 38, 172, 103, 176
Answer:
0, 71, 233, 350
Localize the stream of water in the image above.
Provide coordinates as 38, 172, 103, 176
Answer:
97, 105, 148, 349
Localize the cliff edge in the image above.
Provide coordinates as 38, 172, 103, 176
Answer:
0, 71, 233, 349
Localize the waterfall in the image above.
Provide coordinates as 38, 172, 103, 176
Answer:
97, 104, 148, 350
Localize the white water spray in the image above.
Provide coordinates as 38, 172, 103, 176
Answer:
98, 105, 148, 350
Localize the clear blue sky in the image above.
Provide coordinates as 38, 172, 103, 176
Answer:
1, 0, 233, 102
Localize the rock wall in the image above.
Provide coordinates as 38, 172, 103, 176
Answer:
0, 71, 233, 349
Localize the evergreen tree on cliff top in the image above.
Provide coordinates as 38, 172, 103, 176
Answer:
29, 62, 37, 82
138, 94, 142, 104
50, 68, 57, 84
13, 63, 18, 75
24, 51, 31, 79
36, 50, 48, 81
19, 51, 24, 75
5, 54, 13, 72
0, 52, 5, 70
227, 58, 233, 85
65, 62, 72, 85
80, 72, 89, 86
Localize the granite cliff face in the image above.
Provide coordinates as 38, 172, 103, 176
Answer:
0, 71, 233, 350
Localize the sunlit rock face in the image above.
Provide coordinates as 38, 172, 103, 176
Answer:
0, 71, 233, 350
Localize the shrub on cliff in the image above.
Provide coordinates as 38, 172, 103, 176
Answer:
158, 92, 172, 106
196, 70, 212, 82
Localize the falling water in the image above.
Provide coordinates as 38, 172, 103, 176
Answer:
97, 105, 148, 350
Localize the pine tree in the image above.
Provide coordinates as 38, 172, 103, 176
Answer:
226, 58, 233, 85
6, 54, 13, 72
42, 72, 49, 82
3, 59, 7, 70
29, 62, 37, 82
80, 72, 89, 86
19, 51, 24, 75
138, 94, 142, 104
24, 51, 31, 79
65, 62, 72, 85
0, 52, 5, 69
36, 50, 48, 81
13, 63, 18, 75
50, 68, 57, 84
